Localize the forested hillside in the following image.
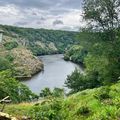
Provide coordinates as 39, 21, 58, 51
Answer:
0, 0, 120, 119
0, 25, 78, 55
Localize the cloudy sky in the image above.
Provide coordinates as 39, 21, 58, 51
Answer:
0, 0, 84, 31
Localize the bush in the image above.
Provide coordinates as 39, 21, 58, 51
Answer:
40, 87, 65, 98
65, 69, 86, 93
5, 54, 14, 62
94, 87, 111, 101
0, 57, 11, 70
40, 88, 52, 98
76, 105, 91, 116
64, 45, 87, 63
4, 41, 18, 50
52, 88, 64, 98
30, 98, 65, 120
0, 70, 37, 103
65, 69, 102, 93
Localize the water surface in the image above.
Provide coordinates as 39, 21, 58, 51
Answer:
22, 54, 83, 94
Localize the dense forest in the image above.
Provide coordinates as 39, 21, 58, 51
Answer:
0, 0, 120, 119
0, 24, 79, 55
0, 24, 78, 78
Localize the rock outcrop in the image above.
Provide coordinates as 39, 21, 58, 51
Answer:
11, 47, 43, 78
0, 112, 17, 120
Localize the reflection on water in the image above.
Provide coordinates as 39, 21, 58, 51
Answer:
22, 54, 83, 94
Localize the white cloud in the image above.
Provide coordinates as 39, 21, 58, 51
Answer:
0, 4, 84, 31
0, 5, 24, 25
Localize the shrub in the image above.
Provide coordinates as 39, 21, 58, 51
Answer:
52, 88, 64, 98
5, 54, 14, 62
0, 57, 11, 70
64, 45, 87, 63
94, 87, 111, 101
0, 70, 37, 103
40, 87, 65, 98
4, 41, 18, 50
30, 98, 65, 120
76, 105, 91, 116
39, 88, 52, 98
65, 69, 102, 94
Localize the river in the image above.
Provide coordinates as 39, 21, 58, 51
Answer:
22, 54, 83, 94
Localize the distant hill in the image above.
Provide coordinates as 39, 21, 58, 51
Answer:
0, 24, 79, 55
0, 24, 78, 78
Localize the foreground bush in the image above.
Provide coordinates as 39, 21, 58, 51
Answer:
30, 98, 66, 120
0, 70, 37, 103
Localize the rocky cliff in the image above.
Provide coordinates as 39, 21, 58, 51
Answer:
0, 35, 43, 79
11, 47, 43, 78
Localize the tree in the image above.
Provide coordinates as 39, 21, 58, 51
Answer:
65, 68, 102, 93
0, 70, 37, 103
65, 0, 120, 94
39, 88, 65, 98
83, 0, 120, 33
65, 69, 86, 93
82, 0, 120, 83
40, 88, 52, 98
0, 57, 11, 71
52, 88, 64, 98
64, 45, 87, 63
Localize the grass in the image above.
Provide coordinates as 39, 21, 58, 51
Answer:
0, 103, 33, 119
1, 82, 120, 119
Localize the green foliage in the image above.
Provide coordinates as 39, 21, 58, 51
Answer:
52, 88, 64, 98
5, 54, 14, 62
40, 88, 52, 98
0, 70, 37, 103
65, 69, 85, 93
76, 105, 91, 116
94, 87, 111, 101
3, 83, 120, 120
4, 41, 18, 50
40, 87, 64, 98
65, 0, 120, 94
0, 57, 12, 70
0, 25, 78, 55
65, 69, 102, 93
83, 0, 120, 33
64, 45, 87, 63
30, 98, 65, 120
81, 0, 120, 85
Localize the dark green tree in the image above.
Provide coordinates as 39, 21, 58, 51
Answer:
82, 0, 120, 84
0, 70, 37, 103
39, 88, 52, 98
0, 57, 11, 71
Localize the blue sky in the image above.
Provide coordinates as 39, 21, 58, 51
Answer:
0, 0, 84, 31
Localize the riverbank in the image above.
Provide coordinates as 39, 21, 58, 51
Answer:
22, 54, 83, 94
0, 43, 44, 79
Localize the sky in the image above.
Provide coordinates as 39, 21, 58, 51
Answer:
0, 0, 84, 31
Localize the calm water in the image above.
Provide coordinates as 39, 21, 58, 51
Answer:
22, 54, 83, 94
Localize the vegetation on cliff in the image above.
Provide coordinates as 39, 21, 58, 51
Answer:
0, 25, 78, 55
64, 45, 87, 64
0, 28, 44, 78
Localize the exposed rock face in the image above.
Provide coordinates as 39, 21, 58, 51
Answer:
0, 35, 44, 79
11, 47, 43, 78
0, 112, 17, 120
48, 42, 58, 51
